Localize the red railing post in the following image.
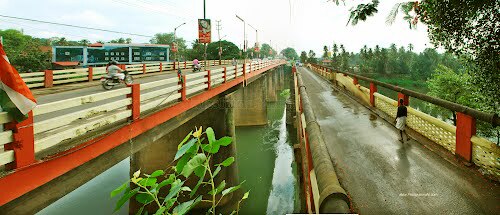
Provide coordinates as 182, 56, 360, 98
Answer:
4, 112, 35, 169
44, 70, 53, 88
223, 67, 227, 83
127, 84, 140, 121
249, 62, 252, 72
173, 61, 176, 70
206, 70, 211, 90
369, 83, 377, 107
353, 77, 359, 85
456, 113, 476, 162
159, 62, 163, 72
142, 64, 146, 74
184, 61, 187, 69
88, 67, 93, 82
397, 92, 410, 106
180, 75, 187, 101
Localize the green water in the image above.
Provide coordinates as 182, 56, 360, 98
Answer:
235, 87, 299, 214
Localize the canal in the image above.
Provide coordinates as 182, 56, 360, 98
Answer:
37, 67, 299, 215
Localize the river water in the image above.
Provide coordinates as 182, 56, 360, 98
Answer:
235, 90, 299, 215
37, 69, 299, 215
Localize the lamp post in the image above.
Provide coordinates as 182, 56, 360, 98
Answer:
248, 23, 259, 59
218, 34, 227, 64
235, 14, 246, 63
173, 22, 186, 63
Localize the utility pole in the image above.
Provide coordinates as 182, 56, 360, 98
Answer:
173, 22, 186, 64
203, 0, 208, 69
248, 24, 258, 59
235, 15, 246, 63
216, 20, 222, 64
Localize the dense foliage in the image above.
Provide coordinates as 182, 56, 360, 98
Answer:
280, 47, 299, 60
0, 29, 51, 72
331, 0, 500, 135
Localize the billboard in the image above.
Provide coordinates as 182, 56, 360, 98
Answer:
198, 19, 211, 43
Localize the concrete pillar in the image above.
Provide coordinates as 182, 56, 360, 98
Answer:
233, 75, 268, 126
266, 72, 277, 102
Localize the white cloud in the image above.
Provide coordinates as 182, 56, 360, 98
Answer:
60, 10, 115, 27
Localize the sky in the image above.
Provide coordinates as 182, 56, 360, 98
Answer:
0, 0, 436, 55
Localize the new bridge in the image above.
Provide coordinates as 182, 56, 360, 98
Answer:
0, 59, 498, 214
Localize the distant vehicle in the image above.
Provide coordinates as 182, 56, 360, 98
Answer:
101, 70, 133, 90
296, 61, 303, 67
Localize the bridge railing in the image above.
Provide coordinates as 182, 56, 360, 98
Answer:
0, 59, 284, 171
19, 60, 234, 89
307, 63, 500, 180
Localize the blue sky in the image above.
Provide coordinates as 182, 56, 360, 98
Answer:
0, 0, 434, 55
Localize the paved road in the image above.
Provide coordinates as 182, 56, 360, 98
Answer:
299, 67, 500, 214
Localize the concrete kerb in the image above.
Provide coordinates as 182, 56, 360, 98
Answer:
297, 72, 351, 213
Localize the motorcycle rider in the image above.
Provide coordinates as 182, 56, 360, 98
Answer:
107, 60, 125, 81
192, 58, 200, 71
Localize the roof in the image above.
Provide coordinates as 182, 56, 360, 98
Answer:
53, 61, 80, 66
88, 42, 104, 47
104, 43, 170, 48
322, 59, 333, 63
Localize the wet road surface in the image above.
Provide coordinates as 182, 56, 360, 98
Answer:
299, 67, 500, 214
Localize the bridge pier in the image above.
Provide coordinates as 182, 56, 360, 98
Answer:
233, 73, 268, 126
266, 72, 278, 102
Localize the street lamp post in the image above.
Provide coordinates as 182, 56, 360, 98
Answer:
248, 24, 259, 59
173, 22, 186, 64
235, 14, 246, 63
218, 34, 227, 64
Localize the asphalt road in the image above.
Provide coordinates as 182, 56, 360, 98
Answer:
299, 67, 500, 214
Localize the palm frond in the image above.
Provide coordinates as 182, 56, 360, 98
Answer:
386, 2, 403, 25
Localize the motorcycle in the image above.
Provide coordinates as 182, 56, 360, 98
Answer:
192, 64, 201, 72
101, 70, 133, 90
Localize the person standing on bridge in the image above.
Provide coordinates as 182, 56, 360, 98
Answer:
106, 60, 125, 81
395, 98, 410, 142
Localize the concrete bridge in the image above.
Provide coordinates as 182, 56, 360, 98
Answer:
0, 58, 499, 214
294, 65, 499, 214
0, 59, 285, 213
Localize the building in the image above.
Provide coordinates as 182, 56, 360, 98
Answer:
52, 43, 170, 67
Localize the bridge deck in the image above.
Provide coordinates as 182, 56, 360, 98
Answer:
299, 67, 499, 214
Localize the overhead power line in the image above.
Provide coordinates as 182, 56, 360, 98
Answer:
0, 14, 153, 38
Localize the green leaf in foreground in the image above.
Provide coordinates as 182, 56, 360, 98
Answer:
242, 191, 250, 200
172, 196, 202, 215
150, 170, 165, 178
222, 181, 245, 196
206, 127, 216, 144
110, 181, 129, 198
135, 193, 155, 204
208, 180, 226, 195
115, 187, 139, 212
174, 138, 196, 160
181, 153, 207, 178
178, 131, 193, 150
220, 157, 235, 167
